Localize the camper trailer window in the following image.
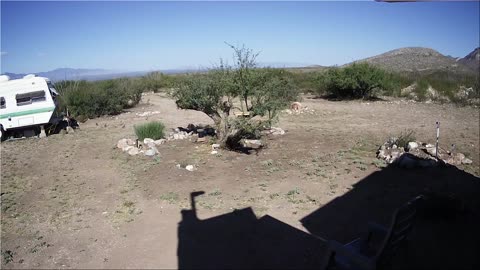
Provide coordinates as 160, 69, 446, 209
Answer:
16, 91, 46, 106
0, 97, 5, 109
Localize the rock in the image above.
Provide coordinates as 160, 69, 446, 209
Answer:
270, 127, 285, 135
173, 134, 180, 140
122, 145, 134, 152
128, 147, 140, 156
454, 153, 466, 164
377, 149, 387, 159
117, 138, 136, 149
462, 158, 473, 165
284, 109, 293, 115
66, 126, 75, 134
407, 142, 419, 151
290, 102, 302, 112
176, 164, 182, 169
392, 144, 398, 149
185, 165, 195, 171
144, 149, 156, 157
211, 150, 218, 155
190, 134, 199, 142
197, 137, 207, 143
212, 144, 220, 150
154, 139, 166, 145
426, 147, 437, 156
144, 138, 154, 144
242, 139, 263, 149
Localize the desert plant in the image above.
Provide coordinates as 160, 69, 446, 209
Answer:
389, 129, 416, 149
318, 63, 388, 99
56, 78, 145, 118
134, 121, 166, 140
172, 44, 299, 149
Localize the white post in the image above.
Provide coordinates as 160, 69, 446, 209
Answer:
435, 121, 440, 159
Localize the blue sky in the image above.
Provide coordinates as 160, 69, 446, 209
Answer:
1, 1, 479, 73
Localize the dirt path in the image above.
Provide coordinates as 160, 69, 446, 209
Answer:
1, 93, 479, 268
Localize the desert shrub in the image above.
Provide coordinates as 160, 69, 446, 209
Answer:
415, 79, 429, 101
398, 71, 479, 103
318, 63, 388, 99
172, 44, 299, 149
382, 73, 414, 97
389, 129, 416, 149
288, 71, 322, 94
134, 121, 166, 140
141, 72, 177, 93
55, 78, 145, 118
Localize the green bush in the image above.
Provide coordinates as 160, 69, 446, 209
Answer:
55, 79, 143, 118
389, 129, 416, 149
141, 72, 177, 93
172, 44, 299, 148
134, 121, 166, 141
318, 63, 389, 99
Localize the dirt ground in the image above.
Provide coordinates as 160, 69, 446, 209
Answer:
1, 93, 479, 269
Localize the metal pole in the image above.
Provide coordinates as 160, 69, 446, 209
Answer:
435, 121, 440, 159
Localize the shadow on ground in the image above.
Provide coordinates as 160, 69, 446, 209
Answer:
177, 163, 480, 269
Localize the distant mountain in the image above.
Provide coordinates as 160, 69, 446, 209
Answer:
1, 68, 199, 82
458, 47, 480, 71
347, 47, 476, 74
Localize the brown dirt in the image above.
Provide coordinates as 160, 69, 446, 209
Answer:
1, 93, 479, 268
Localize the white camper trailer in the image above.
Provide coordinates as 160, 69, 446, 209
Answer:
0, 74, 61, 140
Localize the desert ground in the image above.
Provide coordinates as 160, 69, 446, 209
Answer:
1, 93, 479, 269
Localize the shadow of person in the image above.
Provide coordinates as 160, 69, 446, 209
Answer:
177, 192, 326, 269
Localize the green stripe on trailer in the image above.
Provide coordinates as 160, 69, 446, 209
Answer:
0, 107, 56, 119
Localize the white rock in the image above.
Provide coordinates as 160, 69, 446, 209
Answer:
270, 127, 285, 135
173, 134, 180, 140
426, 147, 437, 156
212, 144, 221, 150
143, 138, 154, 144
117, 139, 136, 149
185, 165, 194, 171
462, 158, 473, 165
242, 139, 263, 149
144, 149, 156, 156
149, 145, 159, 154
146, 142, 156, 148
154, 139, 166, 145
117, 139, 128, 149
128, 147, 140, 156
122, 145, 134, 152
407, 142, 419, 151
211, 150, 218, 155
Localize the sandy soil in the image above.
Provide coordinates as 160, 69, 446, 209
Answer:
1, 93, 479, 268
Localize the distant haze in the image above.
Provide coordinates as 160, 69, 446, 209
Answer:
3, 46, 478, 82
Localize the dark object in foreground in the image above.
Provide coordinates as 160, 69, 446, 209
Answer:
177, 191, 325, 269
321, 195, 424, 270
